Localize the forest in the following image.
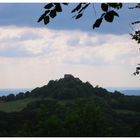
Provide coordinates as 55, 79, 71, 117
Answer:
0, 74, 140, 136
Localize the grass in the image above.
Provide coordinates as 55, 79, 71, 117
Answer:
0, 97, 40, 112
113, 109, 140, 115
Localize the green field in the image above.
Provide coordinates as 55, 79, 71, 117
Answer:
0, 97, 39, 112
113, 108, 140, 115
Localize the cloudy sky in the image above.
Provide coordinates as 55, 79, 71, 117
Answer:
0, 3, 140, 88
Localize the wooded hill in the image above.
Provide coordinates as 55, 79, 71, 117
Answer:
0, 74, 140, 136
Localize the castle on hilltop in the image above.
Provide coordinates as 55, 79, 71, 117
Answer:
64, 74, 74, 79
64, 74, 81, 82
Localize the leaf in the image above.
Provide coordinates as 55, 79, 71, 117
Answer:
62, 3, 69, 5
44, 16, 50, 25
136, 71, 139, 75
78, 3, 90, 13
110, 10, 119, 17
104, 12, 114, 22
75, 13, 83, 19
50, 9, 57, 18
101, 3, 108, 12
44, 3, 54, 9
93, 18, 103, 29
119, 3, 123, 9
55, 3, 62, 12
38, 13, 46, 22
72, 3, 82, 13
104, 10, 119, 22
108, 3, 122, 9
136, 67, 140, 70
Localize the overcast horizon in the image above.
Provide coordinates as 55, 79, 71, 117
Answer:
0, 3, 140, 88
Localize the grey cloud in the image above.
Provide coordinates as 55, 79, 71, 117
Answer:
18, 32, 43, 41
0, 48, 30, 57
67, 38, 80, 47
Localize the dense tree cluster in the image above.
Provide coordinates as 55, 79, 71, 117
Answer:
0, 91, 30, 102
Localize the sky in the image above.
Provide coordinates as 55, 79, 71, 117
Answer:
0, 3, 140, 88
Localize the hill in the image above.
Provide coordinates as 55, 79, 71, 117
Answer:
0, 74, 110, 102
0, 74, 140, 136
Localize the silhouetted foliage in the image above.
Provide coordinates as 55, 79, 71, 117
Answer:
129, 3, 140, 75
5, 94, 15, 101
38, 3, 121, 29
16, 92, 25, 100
38, 3, 140, 75
38, 3, 68, 25
133, 64, 140, 75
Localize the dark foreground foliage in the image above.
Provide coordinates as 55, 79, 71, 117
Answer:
0, 75, 140, 136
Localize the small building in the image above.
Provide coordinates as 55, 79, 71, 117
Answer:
64, 74, 74, 79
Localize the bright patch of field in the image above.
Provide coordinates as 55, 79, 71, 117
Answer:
0, 98, 39, 112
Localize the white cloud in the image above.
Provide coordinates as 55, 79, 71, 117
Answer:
0, 26, 139, 88
0, 26, 139, 65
